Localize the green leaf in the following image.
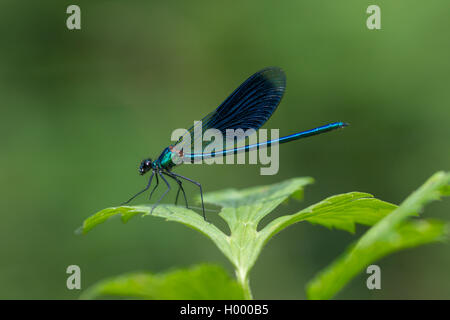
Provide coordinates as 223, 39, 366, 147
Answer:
260, 192, 396, 239
80, 264, 245, 300
202, 177, 314, 297
81, 204, 234, 262
306, 171, 450, 300
81, 177, 396, 299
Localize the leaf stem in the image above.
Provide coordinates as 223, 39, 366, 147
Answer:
236, 269, 253, 300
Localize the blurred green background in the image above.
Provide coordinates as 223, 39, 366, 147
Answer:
1, 0, 449, 299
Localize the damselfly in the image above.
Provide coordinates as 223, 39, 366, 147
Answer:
122, 67, 347, 220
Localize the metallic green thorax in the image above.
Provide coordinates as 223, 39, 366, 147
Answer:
155, 147, 176, 170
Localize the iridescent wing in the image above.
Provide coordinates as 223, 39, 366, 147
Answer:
173, 67, 286, 153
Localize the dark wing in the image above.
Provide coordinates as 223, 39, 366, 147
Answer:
174, 67, 286, 151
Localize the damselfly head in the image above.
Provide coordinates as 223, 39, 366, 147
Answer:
139, 158, 153, 175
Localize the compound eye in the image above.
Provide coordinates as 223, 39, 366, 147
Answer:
145, 160, 151, 166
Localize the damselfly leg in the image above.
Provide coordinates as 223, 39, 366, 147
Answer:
162, 171, 188, 208
168, 171, 206, 221
148, 173, 159, 201
121, 171, 155, 205
150, 172, 171, 214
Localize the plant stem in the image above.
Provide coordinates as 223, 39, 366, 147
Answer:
236, 269, 253, 300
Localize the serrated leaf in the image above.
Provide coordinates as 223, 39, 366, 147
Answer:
260, 192, 396, 240
80, 264, 245, 300
81, 177, 315, 298
81, 176, 401, 299
306, 171, 450, 300
81, 204, 233, 262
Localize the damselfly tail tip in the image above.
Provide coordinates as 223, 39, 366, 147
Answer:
339, 122, 349, 128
